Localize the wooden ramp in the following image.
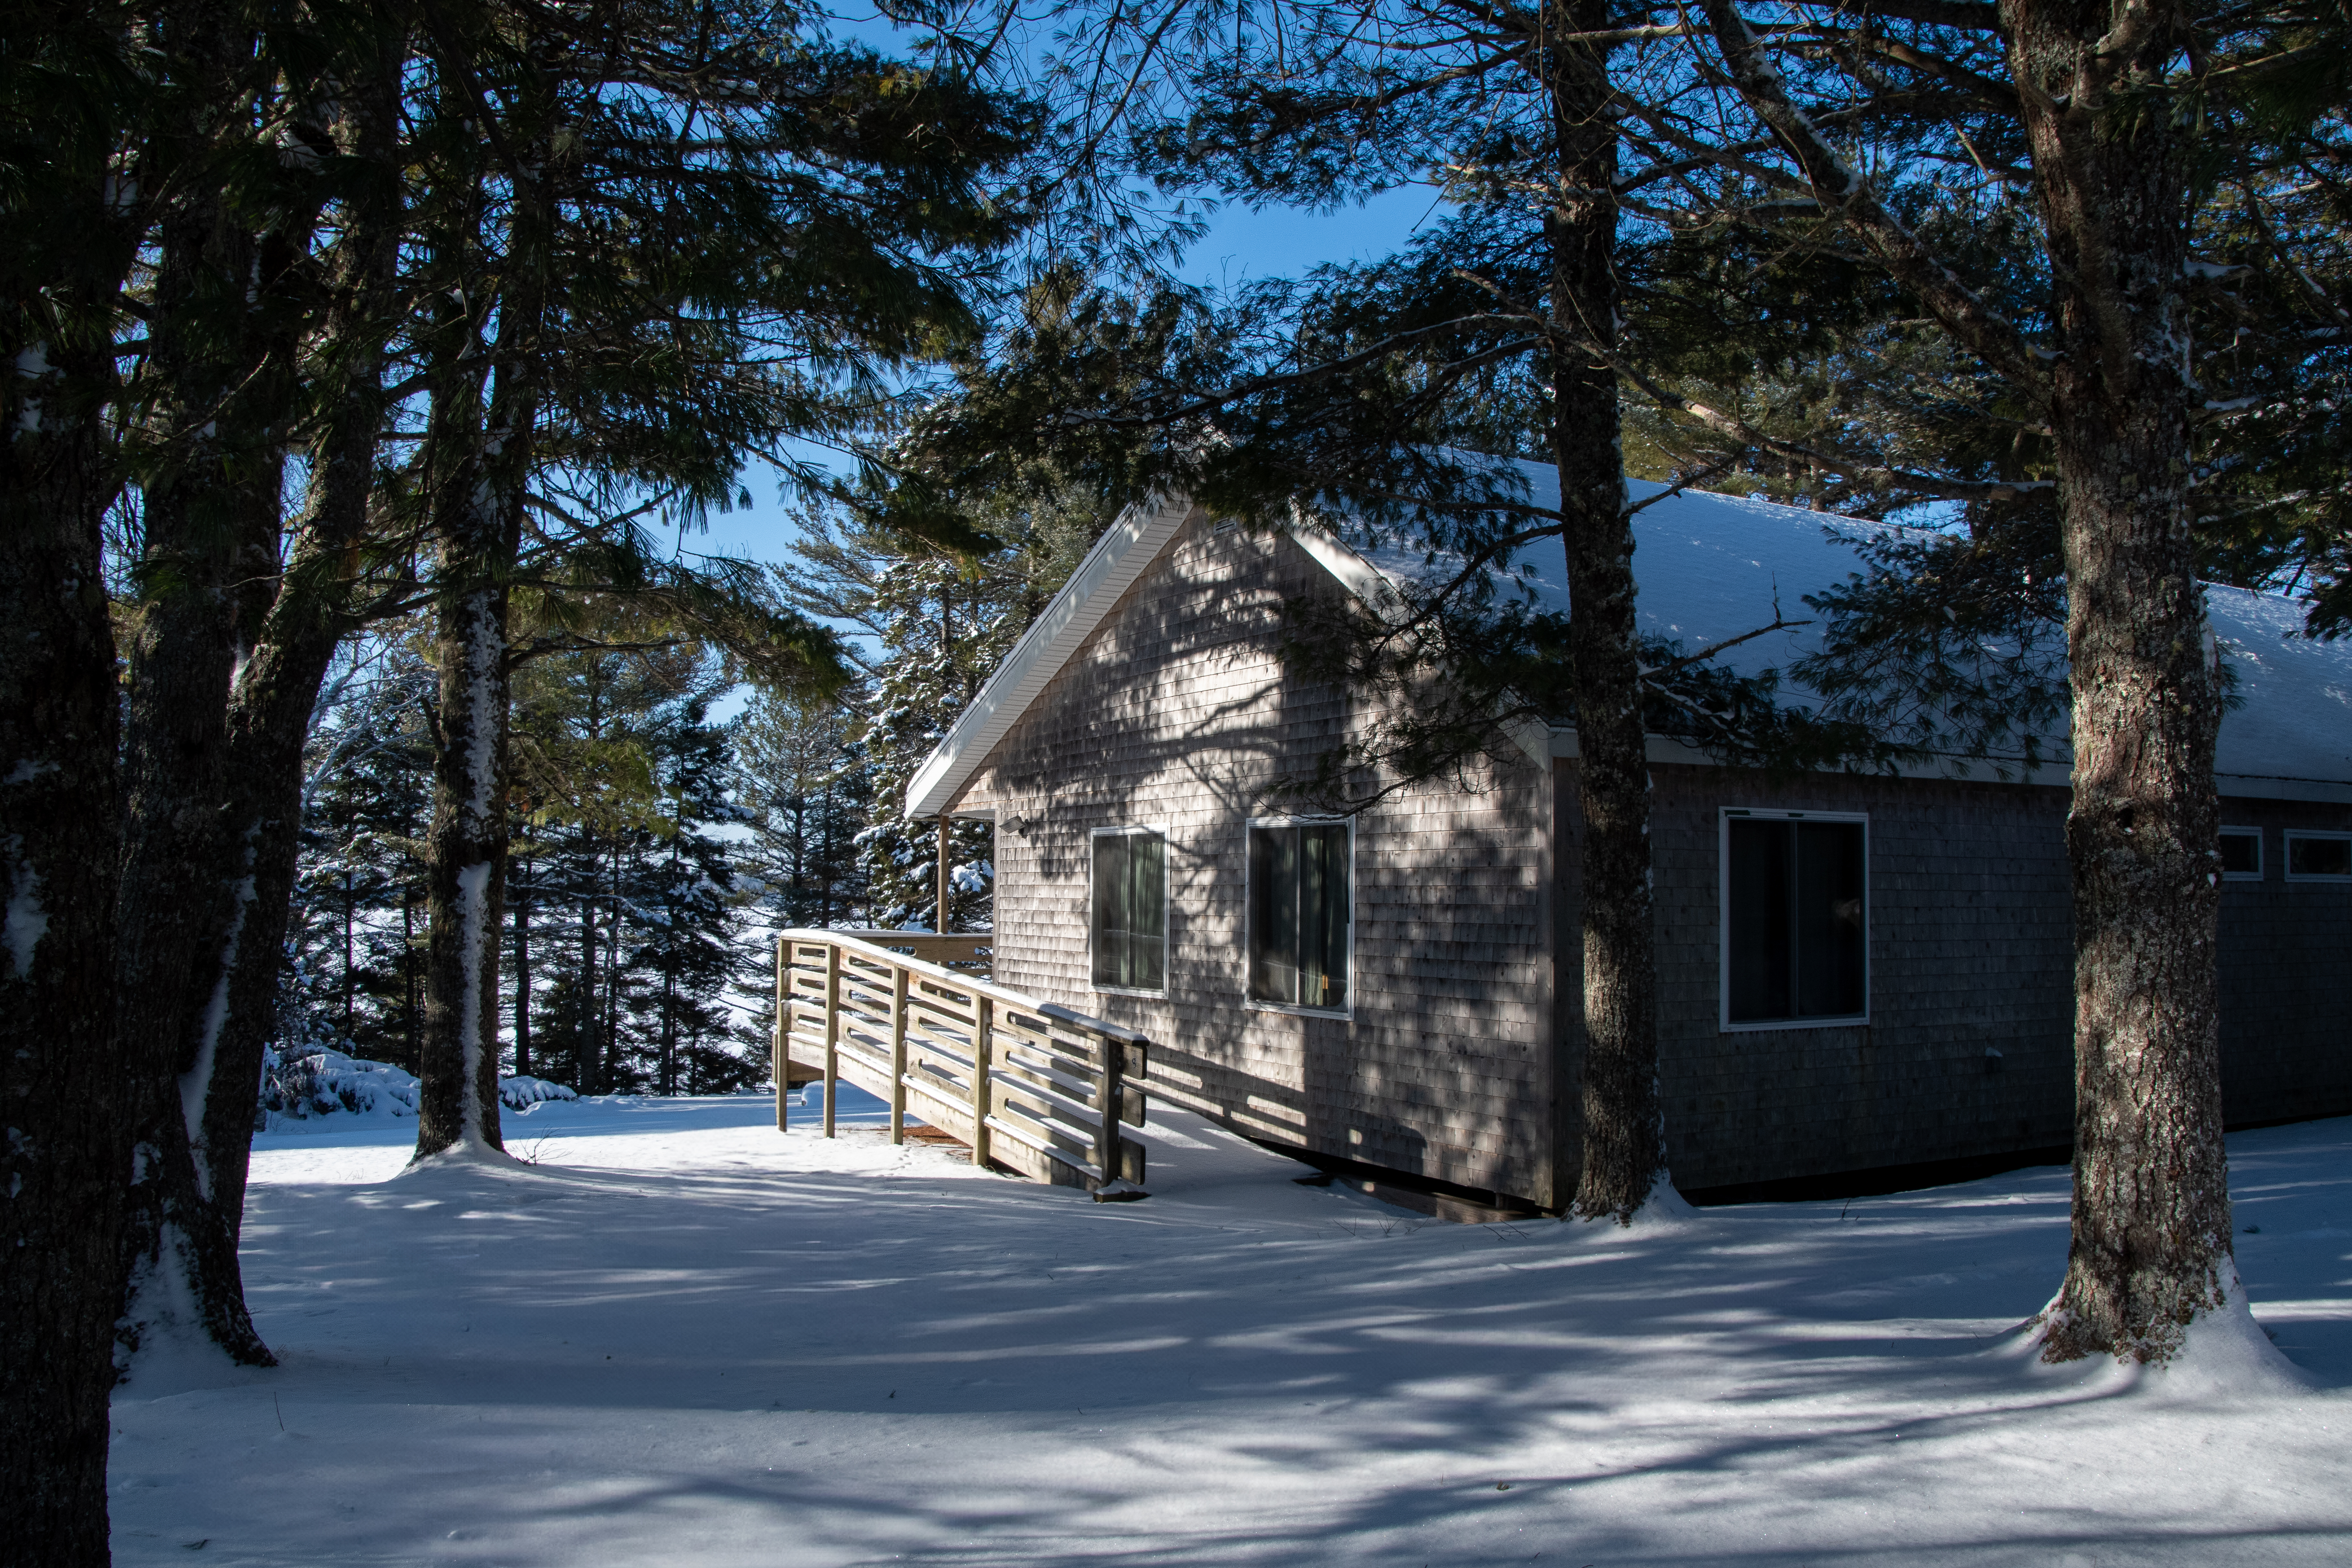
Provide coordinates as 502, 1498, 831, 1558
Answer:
773, 930, 1148, 1193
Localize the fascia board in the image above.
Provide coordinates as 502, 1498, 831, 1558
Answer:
904, 492, 1197, 819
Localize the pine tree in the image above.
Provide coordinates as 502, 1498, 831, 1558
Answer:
776, 476, 1108, 932
736, 687, 871, 933
629, 680, 754, 1094
0, 3, 145, 1544
1682, 0, 2352, 1361
397, 0, 1040, 1155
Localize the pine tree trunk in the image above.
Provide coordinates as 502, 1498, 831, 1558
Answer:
579, 892, 600, 1092
411, 330, 528, 1157
415, 560, 514, 1154
118, 11, 405, 1363
175, 174, 403, 1284
2007, 0, 2232, 1362
113, 0, 283, 1363
0, 338, 133, 1568
1544, 20, 1666, 1222
412, 51, 557, 1155
603, 844, 626, 1088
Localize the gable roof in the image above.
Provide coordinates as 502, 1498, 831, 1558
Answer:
904, 492, 1195, 819
906, 469, 2352, 816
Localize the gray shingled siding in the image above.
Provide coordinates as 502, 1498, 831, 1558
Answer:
957, 512, 1564, 1205
1566, 764, 2352, 1192
1619, 765, 2079, 1191
2212, 798, 2352, 1125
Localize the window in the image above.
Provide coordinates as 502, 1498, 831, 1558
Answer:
2285, 830, 2352, 882
2219, 827, 2263, 882
1248, 819, 1351, 1012
1091, 829, 1166, 992
1721, 811, 1868, 1029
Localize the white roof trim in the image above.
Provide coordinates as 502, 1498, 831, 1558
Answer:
904, 492, 1197, 819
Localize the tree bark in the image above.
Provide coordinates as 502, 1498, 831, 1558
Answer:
412, 312, 533, 1154
1694, 0, 2233, 1356
412, 65, 552, 1155
113, 0, 281, 1367
2004, 0, 2233, 1363
0, 338, 133, 1568
415, 548, 515, 1154
1544, 16, 1668, 1222
172, 19, 408, 1296
578, 885, 601, 1091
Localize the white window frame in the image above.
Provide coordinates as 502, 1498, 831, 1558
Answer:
1088, 825, 1171, 997
2219, 826, 2265, 883
1719, 807, 1872, 1034
2283, 829, 2352, 884
1244, 814, 1356, 1020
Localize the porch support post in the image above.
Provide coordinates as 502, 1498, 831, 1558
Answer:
1095, 1031, 1122, 1188
971, 995, 993, 1171
821, 941, 841, 1139
888, 966, 909, 1146
936, 816, 952, 933
785, 940, 804, 1133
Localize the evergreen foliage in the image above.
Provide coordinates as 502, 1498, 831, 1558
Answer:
776, 476, 1111, 929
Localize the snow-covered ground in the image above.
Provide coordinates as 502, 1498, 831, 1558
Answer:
111, 1095, 2352, 1565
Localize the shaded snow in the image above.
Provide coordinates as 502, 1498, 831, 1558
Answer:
1361, 467, 2352, 785
109, 1097, 2352, 1565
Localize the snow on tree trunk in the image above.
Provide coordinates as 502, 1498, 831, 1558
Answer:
0, 335, 133, 1567
1546, 22, 1669, 1223
179, 35, 406, 1248
416, 574, 512, 1157
2010, 0, 2234, 1362
112, 39, 280, 1363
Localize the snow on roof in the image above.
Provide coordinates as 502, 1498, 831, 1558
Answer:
906, 463, 2352, 817
1359, 462, 2352, 795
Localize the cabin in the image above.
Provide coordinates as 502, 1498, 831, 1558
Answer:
896, 471, 2352, 1209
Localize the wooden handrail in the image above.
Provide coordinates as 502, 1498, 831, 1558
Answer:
772, 929, 1148, 1194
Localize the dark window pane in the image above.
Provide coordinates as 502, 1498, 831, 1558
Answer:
1130, 834, 1165, 990
1794, 822, 1866, 1018
2290, 835, 2352, 878
1726, 820, 1791, 1023
1301, 824, 1350, 1010
1727, 817, 1868, 1025
2219, 830, 2261, 877
1093, 833, 1166, 990
1249, 823, 1349, 1008
1092, 835, 1124, 987
1249, 827, 1299, 1004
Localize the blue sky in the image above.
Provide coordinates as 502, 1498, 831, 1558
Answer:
690, 184, 1443, 569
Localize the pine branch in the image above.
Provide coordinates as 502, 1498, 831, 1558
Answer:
1691, 0, 2053, 403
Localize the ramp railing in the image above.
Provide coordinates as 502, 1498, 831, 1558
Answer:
773, 930, 1148, 1192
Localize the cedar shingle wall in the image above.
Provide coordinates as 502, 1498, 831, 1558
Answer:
1587, 765, 2352, 1192
1622, 766, 2080, 1191
958, 514, 1562, 1204
2213, 799, 2352, 1124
